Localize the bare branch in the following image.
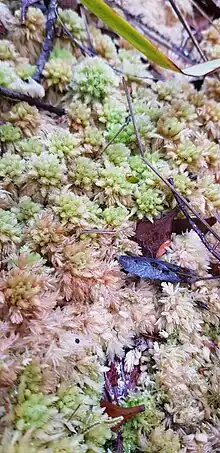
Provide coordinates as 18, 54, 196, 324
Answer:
169, 178, 220, 261
33, 0, 57, 82
0, 86, 66, 116
122, 77, 220, 245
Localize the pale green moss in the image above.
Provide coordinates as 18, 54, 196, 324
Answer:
0, 123, 21, 143
0, 152, 26, 185
17, 137, 44, 156
143, 426, 181, 453
58, 8, 86, 40
69, 156, 99, 190
70, 56, 120, 101
47, 130, 81, 158
134, 185, 166, 220
103, 143, 131, 166
122, 392, 164, 453
11, 196, 42, 222
102, 206, 129, 227
27, 152, 67, 187
0, 209, 21, 244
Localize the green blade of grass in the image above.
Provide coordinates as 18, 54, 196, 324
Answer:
80, 0, 180, 72
81, 0, 220, 76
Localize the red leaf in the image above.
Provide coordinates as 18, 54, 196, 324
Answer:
100, 400, 145, 431
135, 210, 177, 258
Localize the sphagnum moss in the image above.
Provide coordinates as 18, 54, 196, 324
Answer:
0, 3, 219, 453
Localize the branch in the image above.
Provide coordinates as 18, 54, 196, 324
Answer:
168, 178, 220, 261
33, 0, 57, 82
167, 0, 207, 62
0, 86, 66, 116
122, 77, 220, 247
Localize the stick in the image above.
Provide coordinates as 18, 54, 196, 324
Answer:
33, 0, 57, 82
122, 77, 220, 246
168, 178, 220, 261
0, 86, 66, 116
167, 0, 207, 62
101, 116, 130, 155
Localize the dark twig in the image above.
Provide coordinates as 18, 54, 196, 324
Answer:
122, 77, 220, 246
0, 86, 66, 116
58, 13, 161, 81
21, 0, 30, 24
167, 0, 207, 62
106, 0, 199, 64
57, 11, 95, 56
190, 0, 220, 33
168, 178, 220, 261
79, 4, 94, 50
33, 0, 57, 82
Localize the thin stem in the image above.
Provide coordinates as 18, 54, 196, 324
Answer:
106, 0, 199, 64
168, 178, 220, 261
79, 4, 94, 49
100, 116, 130, 154
190, 0, 220, 33
0, 86, 66, 116
33, 0, 57, 82
167, 0, 207, 61
122, 77, 220, 244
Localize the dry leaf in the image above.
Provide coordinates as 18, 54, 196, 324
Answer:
100, 400, 145, 431
135, 210, 177, 258
172, 217, 216, 234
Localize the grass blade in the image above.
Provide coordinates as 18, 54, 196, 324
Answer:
81, 0, 220, 76
80, 0, 180, 71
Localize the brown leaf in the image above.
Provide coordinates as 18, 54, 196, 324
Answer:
172, 217, 216, 235
100, 400, 145, 431
210, 262, 220, 276
135, 210, 177, 258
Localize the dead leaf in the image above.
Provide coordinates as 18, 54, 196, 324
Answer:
209, 262, 220, 276
135, 210, 177, 258
100, 400, 145, 431
172, 216, 216, 234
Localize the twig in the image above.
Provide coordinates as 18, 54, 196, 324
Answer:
79, 229, 116, 235
106, 0, 199, 64
57, 11, 95, 56
167, 0, 207, 62
190, 0, 220, 33
79, 4, 94, 50
122, 77, 220, 246
21, 0, 30, 24
101, 116, 130, 154
168, 178, 220, 261
33, 0, 57, 82
0, 86, 66, 116
58, 12, 161, 81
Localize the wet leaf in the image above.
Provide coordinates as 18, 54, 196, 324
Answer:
81, 0, 220, 75
172, 216, 216, 234
135, 210, 177, 258
119, 255, 202, 283
100, 399, 145, 431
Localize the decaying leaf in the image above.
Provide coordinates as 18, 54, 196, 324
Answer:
119, 255, 205, 283
100, 399, 145, 431
135, 210, 177, 258
172, 216, 217, 234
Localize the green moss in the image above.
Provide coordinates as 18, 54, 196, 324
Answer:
121, 392, 164, 453
0, 123, 21, 143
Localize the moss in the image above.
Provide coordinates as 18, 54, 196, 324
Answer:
121, 392, 164, 453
